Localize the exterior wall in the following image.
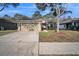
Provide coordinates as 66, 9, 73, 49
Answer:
62, 22, 79, 30
0, 21, 17, 30
59, 25, 65, 30
37, 22, 42, 32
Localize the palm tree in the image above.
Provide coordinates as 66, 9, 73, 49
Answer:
0, 3, 19, 12
36, 3, 72, 32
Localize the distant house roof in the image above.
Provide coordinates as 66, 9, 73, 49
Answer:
0, 18, 16, 24
14, 14, 32, 20
61, 18, 79, 24
62, 20, 72, 24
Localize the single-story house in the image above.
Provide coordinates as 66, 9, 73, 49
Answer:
16, 18, 56, 32
60, 18, 79, 30
0, 18, 56, 32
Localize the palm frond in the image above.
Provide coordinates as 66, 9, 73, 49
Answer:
0, 3, 19, 12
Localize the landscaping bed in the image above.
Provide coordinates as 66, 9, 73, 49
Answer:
39, 30, 79, 42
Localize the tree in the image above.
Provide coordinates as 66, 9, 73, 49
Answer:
32, 11, 42, 20
3, 14, 10, 18
0, 3, 19, 12
36, 3, 72, 32
43, 12, 55, 19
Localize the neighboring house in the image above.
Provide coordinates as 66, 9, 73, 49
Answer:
0, 18, 17, 30
60, 18, 79, 30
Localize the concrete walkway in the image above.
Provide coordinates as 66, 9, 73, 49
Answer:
39, 42, 79, 56
0, 31, 38, 56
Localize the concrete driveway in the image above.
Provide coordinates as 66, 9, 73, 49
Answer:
0, 31, 39, 56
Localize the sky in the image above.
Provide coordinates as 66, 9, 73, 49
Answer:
0, 3, 79, 18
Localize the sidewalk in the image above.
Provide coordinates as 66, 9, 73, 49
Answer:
39, 42, 79, 56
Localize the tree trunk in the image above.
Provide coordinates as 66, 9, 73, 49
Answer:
56, 18, 59, 32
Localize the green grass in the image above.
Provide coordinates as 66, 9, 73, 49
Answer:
0, 30, 17, 36
39, 30, 79, 42
39, 32, 49, 37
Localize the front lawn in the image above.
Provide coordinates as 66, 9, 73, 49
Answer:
0, 30, 17, 36
39, 30, 79, 42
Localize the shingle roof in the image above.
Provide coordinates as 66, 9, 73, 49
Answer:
62, 18, 79, 24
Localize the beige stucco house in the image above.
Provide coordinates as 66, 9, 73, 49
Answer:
0, 17, 56, 32
15, 18, 56, 32
17, 19, 42, 32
